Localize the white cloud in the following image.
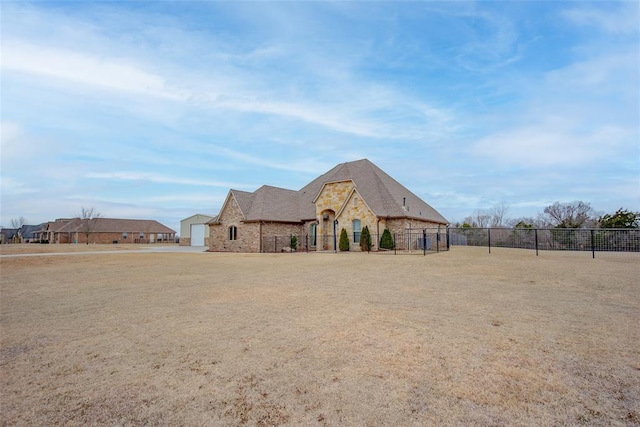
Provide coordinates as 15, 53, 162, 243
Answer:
2, 41, 182, 101
0, 177, 37, 196
562, 3, 640, 35
472, 123, 628, 168
85, 171, 255, 189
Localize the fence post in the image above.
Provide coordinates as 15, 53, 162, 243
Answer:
274, 236, 277, 253
394, 233, 397, 255
535, 229, 539, 256
306, 234, 309, 253
591, 229, 595, 259
423, 229, 427, 256
488, 228, 491, 254
446, 227, 450, 250
436, 229, 440, 253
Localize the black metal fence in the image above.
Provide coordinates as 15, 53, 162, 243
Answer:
261, 228, 640, 258
448, 227, 640, 258
261, 229, 449, 255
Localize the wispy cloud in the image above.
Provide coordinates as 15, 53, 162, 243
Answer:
562, 3, 640, 35
86, 172, 256, 190
2, 42, 181, 101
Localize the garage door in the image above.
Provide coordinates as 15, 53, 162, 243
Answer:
190, 224, 206, 246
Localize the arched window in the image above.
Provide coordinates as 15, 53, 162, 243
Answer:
228, 225, 238, 241
352, 219, 361, 243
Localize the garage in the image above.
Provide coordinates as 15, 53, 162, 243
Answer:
190, 224, 206, 246
180, 214, 215, 247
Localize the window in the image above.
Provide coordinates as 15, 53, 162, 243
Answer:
122, 232, 128, 239
228, 225, 238, 241
310, 223, 317, 246
352, 219, 361, 243
139, 232, 144, 238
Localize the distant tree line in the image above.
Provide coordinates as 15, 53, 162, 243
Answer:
454, 201, 639, 230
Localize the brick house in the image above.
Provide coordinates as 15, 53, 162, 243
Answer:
35, 218, 176, 244
208, 159, 448, 252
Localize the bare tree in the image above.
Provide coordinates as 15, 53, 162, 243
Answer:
10, 217, 27, 243
490, 202, 509, 227
474, 210, 492, 228
10, 216, 26, 229
543, 201, 594, 228
80, 207, 101, 244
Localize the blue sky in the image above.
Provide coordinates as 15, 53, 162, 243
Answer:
1, 1, 638, 232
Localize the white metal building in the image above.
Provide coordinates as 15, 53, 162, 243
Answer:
179, 214, 216, 247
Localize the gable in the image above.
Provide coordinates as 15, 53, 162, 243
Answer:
214, 191, 247, 225
301, 159, 448, 224
313, 180, 355, 215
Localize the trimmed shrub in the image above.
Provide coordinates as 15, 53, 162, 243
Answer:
360, 225, 372, 252
380, 228, 395, 250
339, 228, 350, 251
290, 235, 298, 251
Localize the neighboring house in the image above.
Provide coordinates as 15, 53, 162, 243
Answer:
209, 158, 448, 253
35, 218, 176, 244
0, 228, 18, 244
34, 219, 75, 243
180, 214, 216, 246
18, 224, 45, 243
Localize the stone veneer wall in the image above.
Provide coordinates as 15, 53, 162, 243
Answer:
209, 196, 261, 252
336, 189, 377, 251
314, 181, 353, 250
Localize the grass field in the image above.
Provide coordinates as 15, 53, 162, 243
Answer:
1, 245, 638, 426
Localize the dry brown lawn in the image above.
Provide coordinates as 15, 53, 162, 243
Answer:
1, 246, 638, 426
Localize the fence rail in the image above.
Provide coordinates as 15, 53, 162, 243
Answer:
448, 227, 640, 258
261, 229, 449, 255
261, 228, 639, 258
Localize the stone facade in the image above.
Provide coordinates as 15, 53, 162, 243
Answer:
209, 196, 260, 252
207, 160, 448, 253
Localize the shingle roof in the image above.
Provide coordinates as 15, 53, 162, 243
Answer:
1, 228, 18, 240
20, 224, 44, 239
56, 218, 175, 234
246, 186, 301, 222
230, 190, 255, 218
299, 159, 448, 224
218, 159, 448, 225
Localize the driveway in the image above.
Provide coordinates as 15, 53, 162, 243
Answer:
0, 246, 209, 258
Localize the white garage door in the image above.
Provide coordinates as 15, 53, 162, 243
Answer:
190, 224, 206, 246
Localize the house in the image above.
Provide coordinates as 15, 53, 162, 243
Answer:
35, 218, 75, 243
208, 159, 448, 252
19, 224, 45, 243
0, 227, 18, 244
179, 214, 216, 246
34, 218, 176, 244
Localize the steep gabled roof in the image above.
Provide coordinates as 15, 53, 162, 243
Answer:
299, 159, 448, 224
230, 189, 255, 218
20, 224, 44, 239
244, 185, 301, 223
212, 159, 448, 225
1, 228, 18, 240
